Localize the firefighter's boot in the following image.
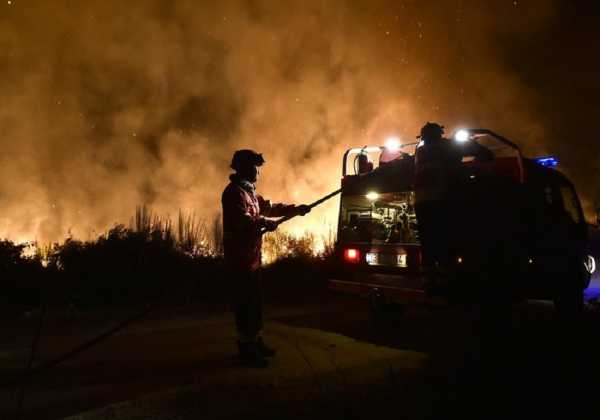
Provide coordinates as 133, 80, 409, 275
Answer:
257, 337, 276, 357
237, 341, 269, 368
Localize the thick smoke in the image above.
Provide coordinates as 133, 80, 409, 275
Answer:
0, 0, 594, 243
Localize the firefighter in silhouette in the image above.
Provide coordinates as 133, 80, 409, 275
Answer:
222, 149, 310, 368
414, 122, 493, 271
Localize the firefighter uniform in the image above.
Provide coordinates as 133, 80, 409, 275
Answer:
222, 175, 297, 272
222, 151, 309, 367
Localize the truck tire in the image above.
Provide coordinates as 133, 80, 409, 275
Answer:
368, 289, 406, 324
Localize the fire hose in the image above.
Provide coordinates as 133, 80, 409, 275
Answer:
260, 188, 342, 234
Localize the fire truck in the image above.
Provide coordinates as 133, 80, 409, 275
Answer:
328, 129, 596, 316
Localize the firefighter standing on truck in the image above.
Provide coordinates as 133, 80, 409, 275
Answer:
222, 150, 310, 368
414, 123, 462, 269
414, 122, 493, 270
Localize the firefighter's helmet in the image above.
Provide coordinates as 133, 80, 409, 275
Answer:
419, 122, 445, 142
230, 149, 265, 171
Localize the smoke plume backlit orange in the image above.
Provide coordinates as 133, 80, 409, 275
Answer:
2, 0, 597, 245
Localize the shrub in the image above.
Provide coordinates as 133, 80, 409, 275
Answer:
0, 240, 44, 309
2, 207, 335, 309
46, 207, 223, 306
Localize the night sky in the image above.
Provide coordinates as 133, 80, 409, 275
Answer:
1, 0, 599, 243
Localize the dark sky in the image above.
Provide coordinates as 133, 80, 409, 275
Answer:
505, 1, 600, 204
0, 0, 599, 243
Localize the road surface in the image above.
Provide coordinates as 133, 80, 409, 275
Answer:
1, 291, 599, 419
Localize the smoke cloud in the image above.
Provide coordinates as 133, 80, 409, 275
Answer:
0, 0, 596, 243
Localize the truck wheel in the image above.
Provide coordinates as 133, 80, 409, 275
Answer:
368, 289, 406, 324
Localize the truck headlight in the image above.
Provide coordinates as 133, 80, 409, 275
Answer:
584, 255, 596, 275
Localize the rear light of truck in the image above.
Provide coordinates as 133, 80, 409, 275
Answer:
344, 248, 360, 263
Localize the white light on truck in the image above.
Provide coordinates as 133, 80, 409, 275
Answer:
397, 254, 407, 267
585, 255, 596, 275
366, 191, 379, 201
454, 129, 470, 142
385, 136, 401, 151
366, 252, 378, 265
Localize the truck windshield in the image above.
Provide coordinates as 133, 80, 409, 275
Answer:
339, 191, 419, 244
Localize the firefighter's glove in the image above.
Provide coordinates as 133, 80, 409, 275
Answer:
263, 219, 279, 232
295, 204, 311, 216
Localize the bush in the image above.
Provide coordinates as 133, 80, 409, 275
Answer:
45, 207, 223, 306
0, 240, 45, 310
1, 207, 336, 310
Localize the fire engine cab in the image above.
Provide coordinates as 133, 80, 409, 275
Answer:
328, 129, 595, 316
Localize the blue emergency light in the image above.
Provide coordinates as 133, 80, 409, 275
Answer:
534, 156, 558, 168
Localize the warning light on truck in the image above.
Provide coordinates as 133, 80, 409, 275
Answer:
534, 157, 558, 168
454, 129, 470, 142
385, 136, 401, 151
